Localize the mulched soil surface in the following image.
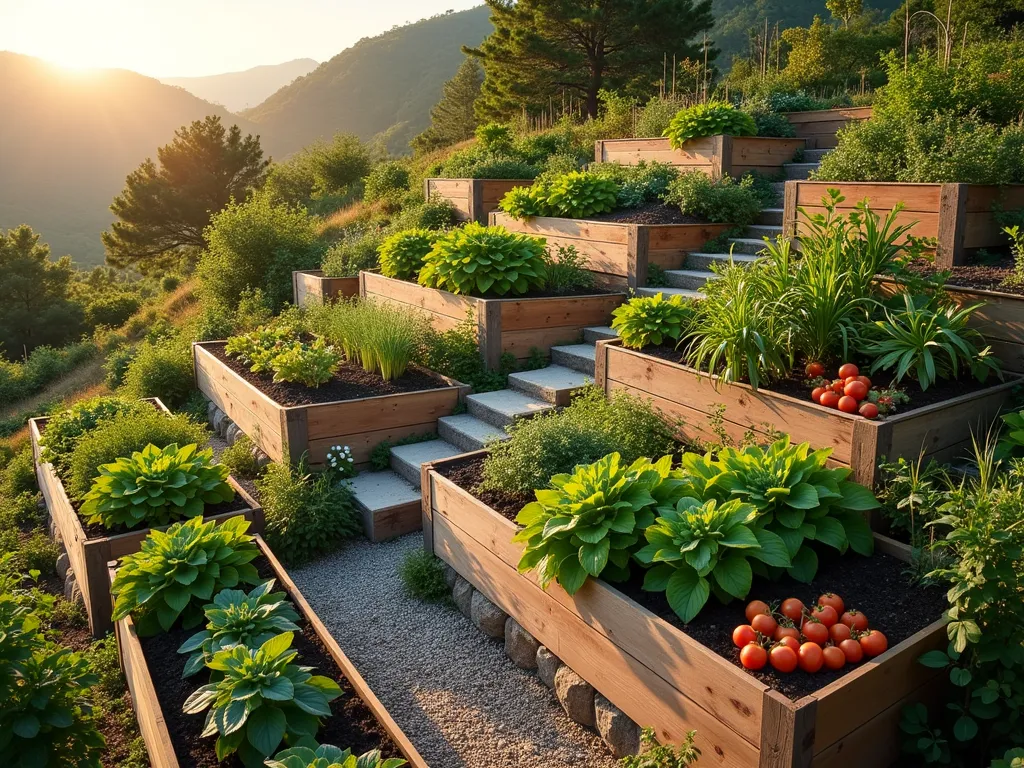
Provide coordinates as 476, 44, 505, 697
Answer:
137, 556, 402, 768
440, 455, 948, 699
903, 255, 1023, 296
205, 342, 451, 406
584, 203, 703, 225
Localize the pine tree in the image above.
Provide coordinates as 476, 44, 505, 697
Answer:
412, 57, 484, 154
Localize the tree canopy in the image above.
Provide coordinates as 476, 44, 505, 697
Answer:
102, 115, 268, 274
412, 57, 484, 154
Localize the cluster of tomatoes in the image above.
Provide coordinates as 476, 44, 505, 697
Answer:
805, 362, 879, 420
732, 593, 888, 674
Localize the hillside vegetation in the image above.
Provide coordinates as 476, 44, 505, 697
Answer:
159, 58, 319, 112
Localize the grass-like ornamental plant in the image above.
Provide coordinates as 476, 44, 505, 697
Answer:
663, 101, 757, 148
418, 222, 547, 297
378, 229, 436, 281
514, 453, 684, 595
269, 340, 343, 388
81, 443, 235, 530
182, 632, 342, 766
267, 744, 407, 768
611, 293, 696, 350
110, 515, 261, 634
178, 580, 301, 677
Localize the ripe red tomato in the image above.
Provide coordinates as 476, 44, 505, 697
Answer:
805, 361, 825, 378
780, 598, 805, 622
838, 363, 860, 379
831, 379, 847, 394
740, 643, 768, 670
733, 625, 757, 648
859, 402, 879, 420
773, 624, 800, 642
841, 610, 869, 631
776, 635, 801, 652
811, 386, 827, 403
745, 600, 770, 622
798, 642, 824, 673
860, 630, 888, 657
822, 645, 846, 671
856, 375, 872, 389
801, 618, 829, 646
819, 391, 840, 409
818, 593, 845, 614
839, 638, 864, 663
838, 395, 859, 414
769, 645, 799, 673
844, 380, 868, 401
751, 613, 778, 637
811, 604, 838, 627
829, 623, 852, 644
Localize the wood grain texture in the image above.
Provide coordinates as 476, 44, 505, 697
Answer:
426, 178, 532, 224
759, 691, 816, 768
594, 136, 800, 179
782, 107, 872, 150
292, 270, 359, 308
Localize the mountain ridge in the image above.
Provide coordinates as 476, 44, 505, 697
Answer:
159, 58, 319, 112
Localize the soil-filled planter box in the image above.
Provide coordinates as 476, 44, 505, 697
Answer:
490, 211, 731, 289
292, 270, 360, 308
112, 536, 428, 768
784, 180, 1024, 268
422, 453, 947, 768
360, 271, 625, 368
781, 107, 873, 150
594, 136, 805, 179
30, 399, 264, 637
594, 340, 1021, 489
424, 178, 533, 224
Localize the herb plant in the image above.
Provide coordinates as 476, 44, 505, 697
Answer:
544, 245, 595, 294
612, 293, 696, 350
663, 102, 757, 148
419, 223, 547, 297
40, 396, 149, 474
619, 727, 700, 767
662, 172, 765, 227
267, 744, 407, 768
305, 300, 424, 381
378, 229, 436, 282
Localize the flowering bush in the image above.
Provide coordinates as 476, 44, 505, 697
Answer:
325, 445, 356, 480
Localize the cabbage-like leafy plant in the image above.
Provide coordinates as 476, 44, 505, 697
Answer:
267, 744, 407, 768
269, 340, 343, 387
178, 580, 301, 677
543, 171, 619, 218
664, 102, 758, 148
378, 229, 436, 281
418, 222, 547, 297
81, 443, 235, 530
182, 632, 342, 767
110, 515, 261, 634
514, 453, 684, 594
636, 497, 789, 622
611, 293, 696, 350
225, 326, 298, 373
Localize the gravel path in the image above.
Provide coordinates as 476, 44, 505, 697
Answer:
290, 534, 620, 768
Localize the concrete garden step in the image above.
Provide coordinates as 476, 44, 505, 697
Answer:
783, 162, 819, 180
466, 389, 554, 427
770, 181, 786, 199
685, 251, 758, 271
758, 207, 784, 226
744, 224, 783, 240
349, 470, 421, 542
636, 286, 703, 300
727, 237, 772, 256
664, 269, 718, 291
803, 148, 829, 162
583, 325, 619, 343
438, 413, 510, 453
389, 439, 464, 489
550, 344, 596, 375
508, 365, 591, 406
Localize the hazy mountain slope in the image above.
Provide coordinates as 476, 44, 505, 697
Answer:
243, 6, 493, 157
0, 52, 261, 266
159, 58, 319, 112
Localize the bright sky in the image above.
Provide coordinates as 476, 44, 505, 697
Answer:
0, 0, 483, 77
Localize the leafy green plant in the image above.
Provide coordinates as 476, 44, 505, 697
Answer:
225, 326, 297, 373
178, 580, 301, 676
362, 162, 410, 211
220, 435, 265, 480
419, 222, 547, 297
589, 161, 679, 209
182, 632, 342, 766
1001, 225, 1024, 289
619, 727, 700, 768
110, 515, 261, 634
119, 339, 195, 409
320, 227, 384, 278
398, 550, 450, 603
267, 744, 407, 768
39, 396, 149, 474
416, 312, 510, 394
662, 172, 764, 227
664, 102, 757, 148
269, 340, 343, 388
475, 122, 512, 149
498, 184, 549, 219
612, 293, 696, 350
543, 171, 619, 218
378, 229, 436, 281
81, 443, 235, 530
996, 411, 1024, 461
544, 244, 595, 294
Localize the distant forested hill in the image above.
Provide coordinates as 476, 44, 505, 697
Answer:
160, 59, 319, 112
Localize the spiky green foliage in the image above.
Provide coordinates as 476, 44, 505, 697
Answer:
110, 516, 261, 634
378, 229, 436, 281
267, 744, 407, 768
664, 102, 757, 148
182, 632, 342, 767
611, 293, 696, 350
178, 580, 301, 677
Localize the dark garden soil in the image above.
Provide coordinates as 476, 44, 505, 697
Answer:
206, 341, 452, 406
902, 255, 1024, 296
136, 555, 401, 768
440, 454, 948, 699
584, 203, 703, 226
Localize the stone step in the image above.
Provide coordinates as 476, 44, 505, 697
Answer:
783, 162, 820, 180
508, 365, 591, 406
389, 439, 464, 489
685, 251, 758, 271
583, 326, 619, 343
744, 224, 783, 240
349, 471, 422, 542
438, 413, 509, 453
770, 181, 786, 199
664, 269, 718, 291
550, 344, 596, 375
727, 237, 771, 256
636, 286, 704, 300
758, 207, 784, 226
466, 389, 554, 428
803, 148, 829, 162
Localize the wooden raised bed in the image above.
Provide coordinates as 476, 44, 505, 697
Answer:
784, 180, 1024, 268
360, 271, 625, 369
490, 211, 731, 289
292, 270, 359, 308
594, 339, 1021, 488
782, 106, 873, 149
425, 178, 533, 224
422, 453, 947, 768
30, 399, 263, 637
594, 136, 805, 179
112, 535, 429, 768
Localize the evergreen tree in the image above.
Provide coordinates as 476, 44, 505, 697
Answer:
465, 0, 716, 121
412, 57, 484, 154
102, 116, 268, 274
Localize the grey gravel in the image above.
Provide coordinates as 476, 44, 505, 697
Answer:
290, 534, 619, 768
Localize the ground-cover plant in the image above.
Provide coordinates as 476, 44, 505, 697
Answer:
418, 223, 547, 297
544, 245, 595, 294
40, 396, 150, 475
662, 172, 764, 227
220, 435, 265, 480
178, 580, 301, 676
378, 229, 436, 281
182, 631, 342, 766
612, 293, 696, 350
267, 743, 407, 768
589, 161, 679, 209
110, 515, 261, 634
398, 549, 450, 603
81, 443, 234, 530
663, 102, 757, 148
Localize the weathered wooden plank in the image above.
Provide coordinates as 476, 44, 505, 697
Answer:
307, 419, 442, 467
782, 106, 872, 125
792, 182, 942, 213
362, 272, 477, 322
292, 270, 360, 308
499, 294, 624, 332
304, 387, 462, 440
491, 212, 631, 244
758, 691, 816, 768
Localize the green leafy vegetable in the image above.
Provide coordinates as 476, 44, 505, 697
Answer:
267, 744, 407, 768
664, 102, 757, 148
611, 292, 696, 350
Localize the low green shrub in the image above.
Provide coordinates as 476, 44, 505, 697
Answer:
321, 227, 385, 278
620, 727, 701, 767
611, 293, 696, 350
0, 491, 45, 530
85, 293, 141, 329
634, 95, 691, 139
119, 339, 195, 408
267, 744, 407, 768
387, 196, 457, 231
498, 184, 548, 219
220, 434, 264, 479
379, 229, 436, 281
417, 312, 510, 393
664, 102, 757, 148
434, 150, 541, 180
544, 245, 595, 294
103, 344, 137, 389
500, 171, 619, 220
40, 396, 148, 473
419, 223, 547, 297
398, 549, 450, 603
363, 162, 411, 211
589, 161, 679, 209
1, 447, 37, 498
662, 172, 764, 227
269, 339, 343, 387
475, 122, 512, 149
